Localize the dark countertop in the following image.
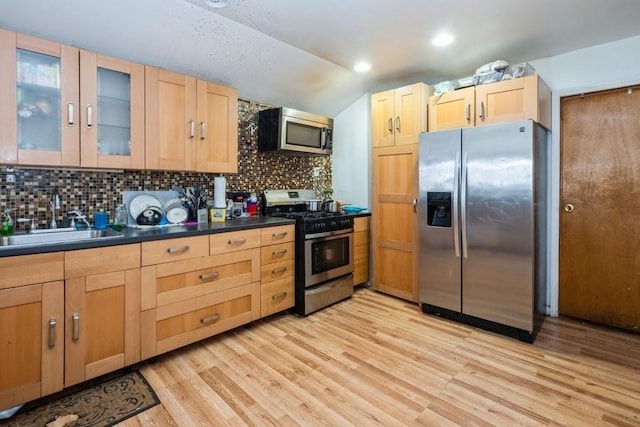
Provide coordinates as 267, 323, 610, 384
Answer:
0, 216, 296, 257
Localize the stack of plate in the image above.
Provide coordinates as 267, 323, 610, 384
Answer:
129, 195, 163, 226
163, 198, 189, 224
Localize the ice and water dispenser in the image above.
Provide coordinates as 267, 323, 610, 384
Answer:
426, 192, 451, 227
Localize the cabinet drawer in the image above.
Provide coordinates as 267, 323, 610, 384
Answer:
261, 225, 294, 245
354, 243, 369, 261
210, 229, 261, 255
354, 258, 370, 285
261, 277, 294, 317
151, 283, 257, 355
354, 217, 370, 232
142, 236, 209, 266
65, 244, 140, 278
260, 242, 294, 264
261, 259, 294, 284
0, 252, 64, 289
354, 230, 369, 247
153, 249, 260, 307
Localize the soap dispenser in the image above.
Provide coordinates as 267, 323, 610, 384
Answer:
1, 211, 14, 236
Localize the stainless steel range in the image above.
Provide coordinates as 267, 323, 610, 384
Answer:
262, 189, 354, 315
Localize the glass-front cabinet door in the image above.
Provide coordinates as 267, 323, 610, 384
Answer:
0, 29, 80, 166
80, 51, 144, 169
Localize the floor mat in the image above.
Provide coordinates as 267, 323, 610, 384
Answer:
1, 369, 160, 427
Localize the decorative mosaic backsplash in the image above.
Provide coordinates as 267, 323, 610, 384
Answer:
0, 99, 332, 230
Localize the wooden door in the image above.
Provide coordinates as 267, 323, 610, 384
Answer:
428, 86, 475, 131
0, 281, 64, 409
0, 29, 80, 166
559, 86, 640, 332
372, 145, 419, 302
80, 51, 145, 169
145, 66, 197, 170
395, 83, 428, 145
371, 89, 395, 148
64, 245, 141, 386
196, 80, 238, 173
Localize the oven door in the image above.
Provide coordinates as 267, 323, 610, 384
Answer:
304, 228, 353, 287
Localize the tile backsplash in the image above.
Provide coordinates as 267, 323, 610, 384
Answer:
0, 99, 332, 229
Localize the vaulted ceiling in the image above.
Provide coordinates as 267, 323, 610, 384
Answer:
2, 0, 640, 117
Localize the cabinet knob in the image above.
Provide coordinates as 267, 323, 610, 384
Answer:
564, 204, 575, 213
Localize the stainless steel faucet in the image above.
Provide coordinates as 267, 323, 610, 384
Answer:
50, 187, 60, 229
68, 210, 91, 229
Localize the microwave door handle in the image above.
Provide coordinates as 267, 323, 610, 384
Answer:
321, 127, 331, 149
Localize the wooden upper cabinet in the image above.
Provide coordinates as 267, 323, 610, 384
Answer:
371, 89, 395, 148
196, 80, 238, 173
429, 75, 552, 132
146, 65, 238, 173
371, 83, 431, 148
79, 51, 145, 169
475, 74, 551, 130
145, 66, 197, 171
0, 29, 80, 166
428, 86, 475, 131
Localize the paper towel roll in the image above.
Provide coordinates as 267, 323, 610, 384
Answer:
213, 176, 226, 208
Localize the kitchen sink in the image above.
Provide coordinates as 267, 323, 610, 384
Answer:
0, 228, 124, 248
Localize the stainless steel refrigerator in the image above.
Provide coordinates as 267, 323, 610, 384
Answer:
418, 120, 547, 342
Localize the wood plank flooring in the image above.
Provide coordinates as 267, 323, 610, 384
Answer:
121, 287, 640, 426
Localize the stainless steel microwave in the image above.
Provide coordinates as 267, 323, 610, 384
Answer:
258, 107, 333, 155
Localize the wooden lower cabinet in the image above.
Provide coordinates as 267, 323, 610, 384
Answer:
63, 244, 141, 387
140, 235, 261, 359
0, 253, 65, 409
0, 224, 297, 408
372, 145, 419, 302
260, 230, 295, 317
353, 216, 370, 286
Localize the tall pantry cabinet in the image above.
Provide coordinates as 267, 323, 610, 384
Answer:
370, 82, 432, 302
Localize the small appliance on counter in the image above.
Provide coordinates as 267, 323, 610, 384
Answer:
262, 189, 354, 316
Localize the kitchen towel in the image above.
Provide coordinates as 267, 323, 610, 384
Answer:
214, 176, 226, 208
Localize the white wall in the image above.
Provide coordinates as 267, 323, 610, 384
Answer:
331, 94, 371, 210
529, 34, 640, 316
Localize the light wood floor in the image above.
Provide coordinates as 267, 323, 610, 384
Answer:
122, 287, 640, 426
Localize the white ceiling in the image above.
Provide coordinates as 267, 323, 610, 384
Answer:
1, 0, 640, 117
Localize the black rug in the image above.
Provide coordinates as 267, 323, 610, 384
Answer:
1, 369, 160, 427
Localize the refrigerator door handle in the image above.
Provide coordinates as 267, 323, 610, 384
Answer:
460, 151, 469, 259
453, 151, 461, 258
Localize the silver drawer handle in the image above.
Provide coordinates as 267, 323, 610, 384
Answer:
87, 104, 93, 128
200, 314, 220, 325
67, 102, 74, 126
228, 238, 246, 245
48, 319, 57, 348
272, 266, 287, 275
72, 313, 80, 341
166, 245, 190, 254
272, 232, 287, 239
200, 121, 206, 140
272, 249, 287, 257
189, 120, 195, 138
272, 292, 287, 301
199, 271, 220, 281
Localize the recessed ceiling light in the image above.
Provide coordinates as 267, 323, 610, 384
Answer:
208, 0, 228, 8
354, 62, 371, 73
432, 33, 454, 47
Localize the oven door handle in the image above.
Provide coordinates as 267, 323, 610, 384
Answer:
305, 228, 353, 240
